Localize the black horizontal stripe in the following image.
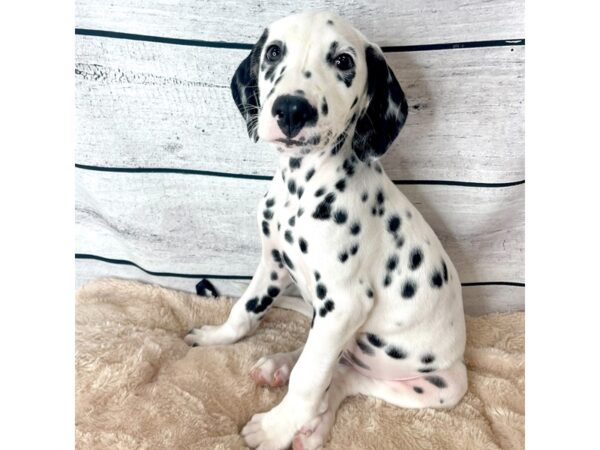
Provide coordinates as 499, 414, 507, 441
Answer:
462, 281, 525, 287
75, 164, 524, 188
75, 253, 253, 280
75, 163, 272, 181
76, 253, 524, 287
75, 28, 524, 53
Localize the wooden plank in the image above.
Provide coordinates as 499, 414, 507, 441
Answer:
75, 35, 524, 183
75, 0, 524, 46
75, 258, 524, 316
75, 170, 524, 283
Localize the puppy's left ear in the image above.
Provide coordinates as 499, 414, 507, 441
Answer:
230, 28, 269, 142
352, 45, 408, 160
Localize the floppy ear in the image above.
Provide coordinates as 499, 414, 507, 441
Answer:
230, 28, 269, 142
352, 45, 408, 160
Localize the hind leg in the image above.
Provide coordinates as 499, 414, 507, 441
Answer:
292, 360, 468, 450
368, 360, 468, 409
250, 347, 303, 387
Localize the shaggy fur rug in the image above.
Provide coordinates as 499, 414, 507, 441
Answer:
75, 278, 524, 450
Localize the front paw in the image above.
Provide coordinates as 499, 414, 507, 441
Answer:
184, 324, 236, 346
242, 402, 309, 450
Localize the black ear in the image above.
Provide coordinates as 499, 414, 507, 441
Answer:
352, 45, 408, 160
230, 28, 269, 142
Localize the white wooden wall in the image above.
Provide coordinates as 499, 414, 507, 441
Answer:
75, 0, 525, 316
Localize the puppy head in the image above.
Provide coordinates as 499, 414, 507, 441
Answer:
231, 11, 408, 159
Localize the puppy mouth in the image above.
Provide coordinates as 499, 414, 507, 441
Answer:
274, 134, 322, 147
274, 138, 305, 147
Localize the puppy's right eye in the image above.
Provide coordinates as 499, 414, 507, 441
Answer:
266, 45, 282, 62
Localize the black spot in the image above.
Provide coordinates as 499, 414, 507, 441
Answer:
351, 96, 358, 108
266, 198, 275, 207
319, 307, 327, 317
431, 271, 443, 288
263, 209, 273, 220
192, 343, 199, 347
326, 41, 339, 66
267, 286, 280, 297
376, 189, 384, 204
335, 178, 346, 192
334, 209, 348, 224
297, 208, 304, 217
282, 252, 294, 270
342, 158, 355, 176
374, 164, 383, 174
396, 236, 405, 248
321, 98, 328, 116
306, 167, 316, 181
297, 186, 304, 199
270, 271, 278, 281
401, 280, 417, 299
442, 260, 449, 282
350, 244, 359, 255
366, 289, 374, 298
304, 70, 312, 78
245, 297, 259, 312
383, 275, 391, 287
361, 191, 368, 202
299, 238, 308, 253
413, 386, 424, 394
316, 283, 327, 299
289, 157, 302, 170
387, 254, 399, 271
418, 368, 435, 373
325, 299, 335, 312
421, 354, 435, 364
388, 215, 401, 233
287, 179, 297, 195
315, 187, 326, 197
288, 216, 296, 226
331, 133, 346, 155
314, 271, 321, 281
339, 251, 349, 263
313, 200, 332, 220
409, 248, 423, 270
425, 376, 447, 389
255, 295, 273, 313
367, 333, 385, 348
385, 346, 407, 359
262, 220, 270, 236
350, 222, 361, 235
284, 229, 294, 244
272, 249, 282, 264
327, 19, 334, 25
356, 339, 374, 355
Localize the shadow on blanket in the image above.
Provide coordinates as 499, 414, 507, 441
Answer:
75, 278, 524, 450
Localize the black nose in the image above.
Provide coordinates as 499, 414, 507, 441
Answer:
272, 95, 318, 139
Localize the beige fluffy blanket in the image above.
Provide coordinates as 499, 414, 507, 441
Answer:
76, 279, 524, 450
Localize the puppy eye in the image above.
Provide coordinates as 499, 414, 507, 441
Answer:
334, 54, 355, 71
266, 45, 282, 62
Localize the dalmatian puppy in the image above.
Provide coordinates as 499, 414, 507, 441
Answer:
185, 11, 467, 450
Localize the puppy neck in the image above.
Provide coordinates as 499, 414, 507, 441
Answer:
274, 138, 358, 179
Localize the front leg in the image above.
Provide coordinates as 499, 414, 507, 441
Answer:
184, 256, 290, 346
242, 282, 374, 449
